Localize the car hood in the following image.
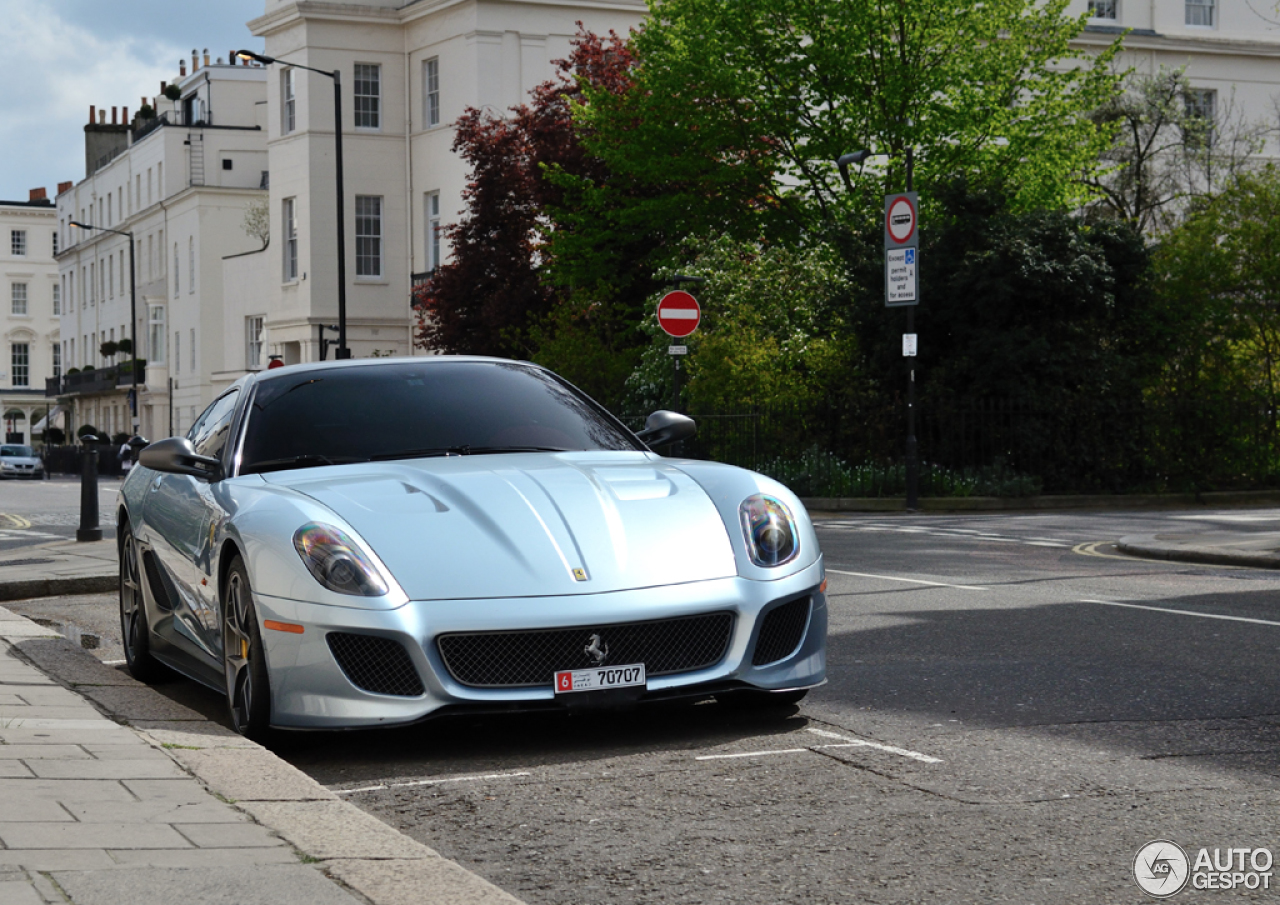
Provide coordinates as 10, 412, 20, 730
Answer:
262, 452, 738, 600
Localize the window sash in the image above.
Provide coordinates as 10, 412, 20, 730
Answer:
426, 192, 441, 270
148, 305, 166, 364
283, 198, 298, 281
246, 315, 264, 370
282, 69, 296, 134
1186, 0, 1214, 26
354, 63, 381, 129
1088, 0, 1117, 19
11, 230, 26, 256
11, 343, 29, 387
355, 195, 383, 277
424, 58, 440, 126
11, 283, 27, 316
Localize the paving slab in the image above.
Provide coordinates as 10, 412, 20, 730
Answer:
63, 799, 249, 825
0, 744, 92, 760
0, 850, 118, 872
25, 758, 187, 780
103, 847, 302, 868
0, 878, 45, 905
0, 778, 137, 802
173, 822, 286, 849
0, 821, 190, 849
50, 864, 364, 905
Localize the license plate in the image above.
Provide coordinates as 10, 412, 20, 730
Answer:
554, 663, 646, 694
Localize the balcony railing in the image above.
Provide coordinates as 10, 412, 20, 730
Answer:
52, 362, 147, 397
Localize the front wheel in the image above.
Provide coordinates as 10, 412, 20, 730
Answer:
223, 555, 272, 740
118, 523, 169, 683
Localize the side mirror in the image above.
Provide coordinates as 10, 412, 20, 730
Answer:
635, 410, 696, 449
138, 436, 222, 481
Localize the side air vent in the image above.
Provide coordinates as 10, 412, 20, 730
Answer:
752, 596, 811, 666
326, 633, 425, 697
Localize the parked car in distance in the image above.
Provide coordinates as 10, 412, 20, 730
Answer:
116, 357, 827, 739
0, 444, 44, 479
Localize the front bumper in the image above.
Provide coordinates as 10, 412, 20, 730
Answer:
253, 558, 827, 730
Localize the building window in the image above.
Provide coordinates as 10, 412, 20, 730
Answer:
11, 230, 26, 256
188, 237, 195, 293
282, 68, 296, 134
283, 197, 298, 281
52, 343, 61, 379
355, 195, 383, 278
173, 243, 179, 298
1184, 87, 1217, 147
246, 315, 264, 370
424, 58, 440, 127
148, 305, 166, 364
354, 63, 381, 129
52, 230, 59, 255
1186, 0, 1215, 26
1088, 0, 1117, 19
52, 283, 61, 315
174, 330, 180, 374
11, 283, 27, 316
426, 192, 441, 271
108, 257, 114, 299
190, 328, 195, 373
11, 343, 29, 387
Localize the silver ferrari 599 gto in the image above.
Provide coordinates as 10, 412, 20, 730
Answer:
117, 357, 826, 738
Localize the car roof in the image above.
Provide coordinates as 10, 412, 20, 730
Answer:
246, 355, 538, 389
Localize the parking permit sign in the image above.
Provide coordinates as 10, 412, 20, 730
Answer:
886, 246, 918, 307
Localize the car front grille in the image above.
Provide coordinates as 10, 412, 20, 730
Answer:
437, 612, 735, 688
751, 596, 811, 666
327, 632, 425, 697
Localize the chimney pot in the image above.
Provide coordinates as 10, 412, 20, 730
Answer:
89, 104, 96, 124
180, 60, 187, 76
111, 106, 118, 124
123, 106, 129, 122
98, 110, 105, 124
192, 49, 199, 72
203, 49, 210, 68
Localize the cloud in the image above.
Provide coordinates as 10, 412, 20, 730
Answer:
0, 0, 262, 199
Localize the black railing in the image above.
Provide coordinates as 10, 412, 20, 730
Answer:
630, 394, 1280, 498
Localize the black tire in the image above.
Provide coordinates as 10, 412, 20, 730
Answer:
715, 688, 808, 710
223, 555, 273, 740
118, 522, 169, 683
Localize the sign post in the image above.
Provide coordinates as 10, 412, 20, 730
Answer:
658, 283, 703, 416
885, 186, 920, 509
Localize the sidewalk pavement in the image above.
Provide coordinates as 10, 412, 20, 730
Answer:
0, 540, 525, 905
0, 516, 1277, 905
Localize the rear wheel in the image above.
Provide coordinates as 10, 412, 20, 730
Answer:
223, 556, 272, 740
118, 523, 168, 683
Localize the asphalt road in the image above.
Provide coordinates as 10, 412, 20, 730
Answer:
8, 508, 1280, 904
0, 475, 119, 551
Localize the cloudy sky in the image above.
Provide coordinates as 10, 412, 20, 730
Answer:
0, 0, 265, 202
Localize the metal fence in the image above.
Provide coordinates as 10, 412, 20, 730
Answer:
633, 394, 1280, 497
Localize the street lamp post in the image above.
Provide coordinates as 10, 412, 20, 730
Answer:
236, 49, 350, 360
69, 221, 137, 434
835, 147, 920, 511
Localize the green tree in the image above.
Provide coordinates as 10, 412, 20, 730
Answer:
624, 235, 858, 413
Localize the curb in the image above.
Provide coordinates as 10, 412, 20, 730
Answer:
801, 489, 1280, 513
3, 618, 526, 905
0, 575, 115, 602
1117, 535, 1280, 570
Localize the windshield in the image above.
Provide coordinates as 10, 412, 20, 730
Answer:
238, 360, 642, 475
0, 446, 34, 457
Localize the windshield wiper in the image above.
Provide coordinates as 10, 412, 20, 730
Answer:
367, 445, 569, 462
244, 454, 358, 474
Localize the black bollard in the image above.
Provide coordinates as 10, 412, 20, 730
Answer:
76, 434, 103, 542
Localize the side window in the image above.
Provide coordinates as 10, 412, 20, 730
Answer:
188, 390, 240, 462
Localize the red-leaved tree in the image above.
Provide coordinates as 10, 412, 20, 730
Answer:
412, 28, 636, 358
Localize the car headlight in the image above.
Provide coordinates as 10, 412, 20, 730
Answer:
293, 523, 389, 596
739, 494, 799, 567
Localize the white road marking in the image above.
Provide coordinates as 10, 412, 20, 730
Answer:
334, 770, 531, 795
697, 748, 810, 761
805, 727, 943, 763
820, 522, 1072, 547
826, 568, 988, 591
698, 731, 943, 765
1082, 599, 1280, 628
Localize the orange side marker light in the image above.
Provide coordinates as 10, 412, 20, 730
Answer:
263, 620, 305, 634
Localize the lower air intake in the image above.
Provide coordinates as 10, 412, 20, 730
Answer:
326, 632, 425, 697
752, 596, 811, 666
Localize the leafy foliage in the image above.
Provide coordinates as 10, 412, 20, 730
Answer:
412, 29, 636, 360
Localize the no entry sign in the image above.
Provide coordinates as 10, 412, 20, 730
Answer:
657, 291, 701, 338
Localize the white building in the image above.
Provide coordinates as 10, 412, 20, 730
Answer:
54, 52, 269, 441
1, 189, 60, 445
245, 0, 647, 364
1072, 0, 1280, 143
